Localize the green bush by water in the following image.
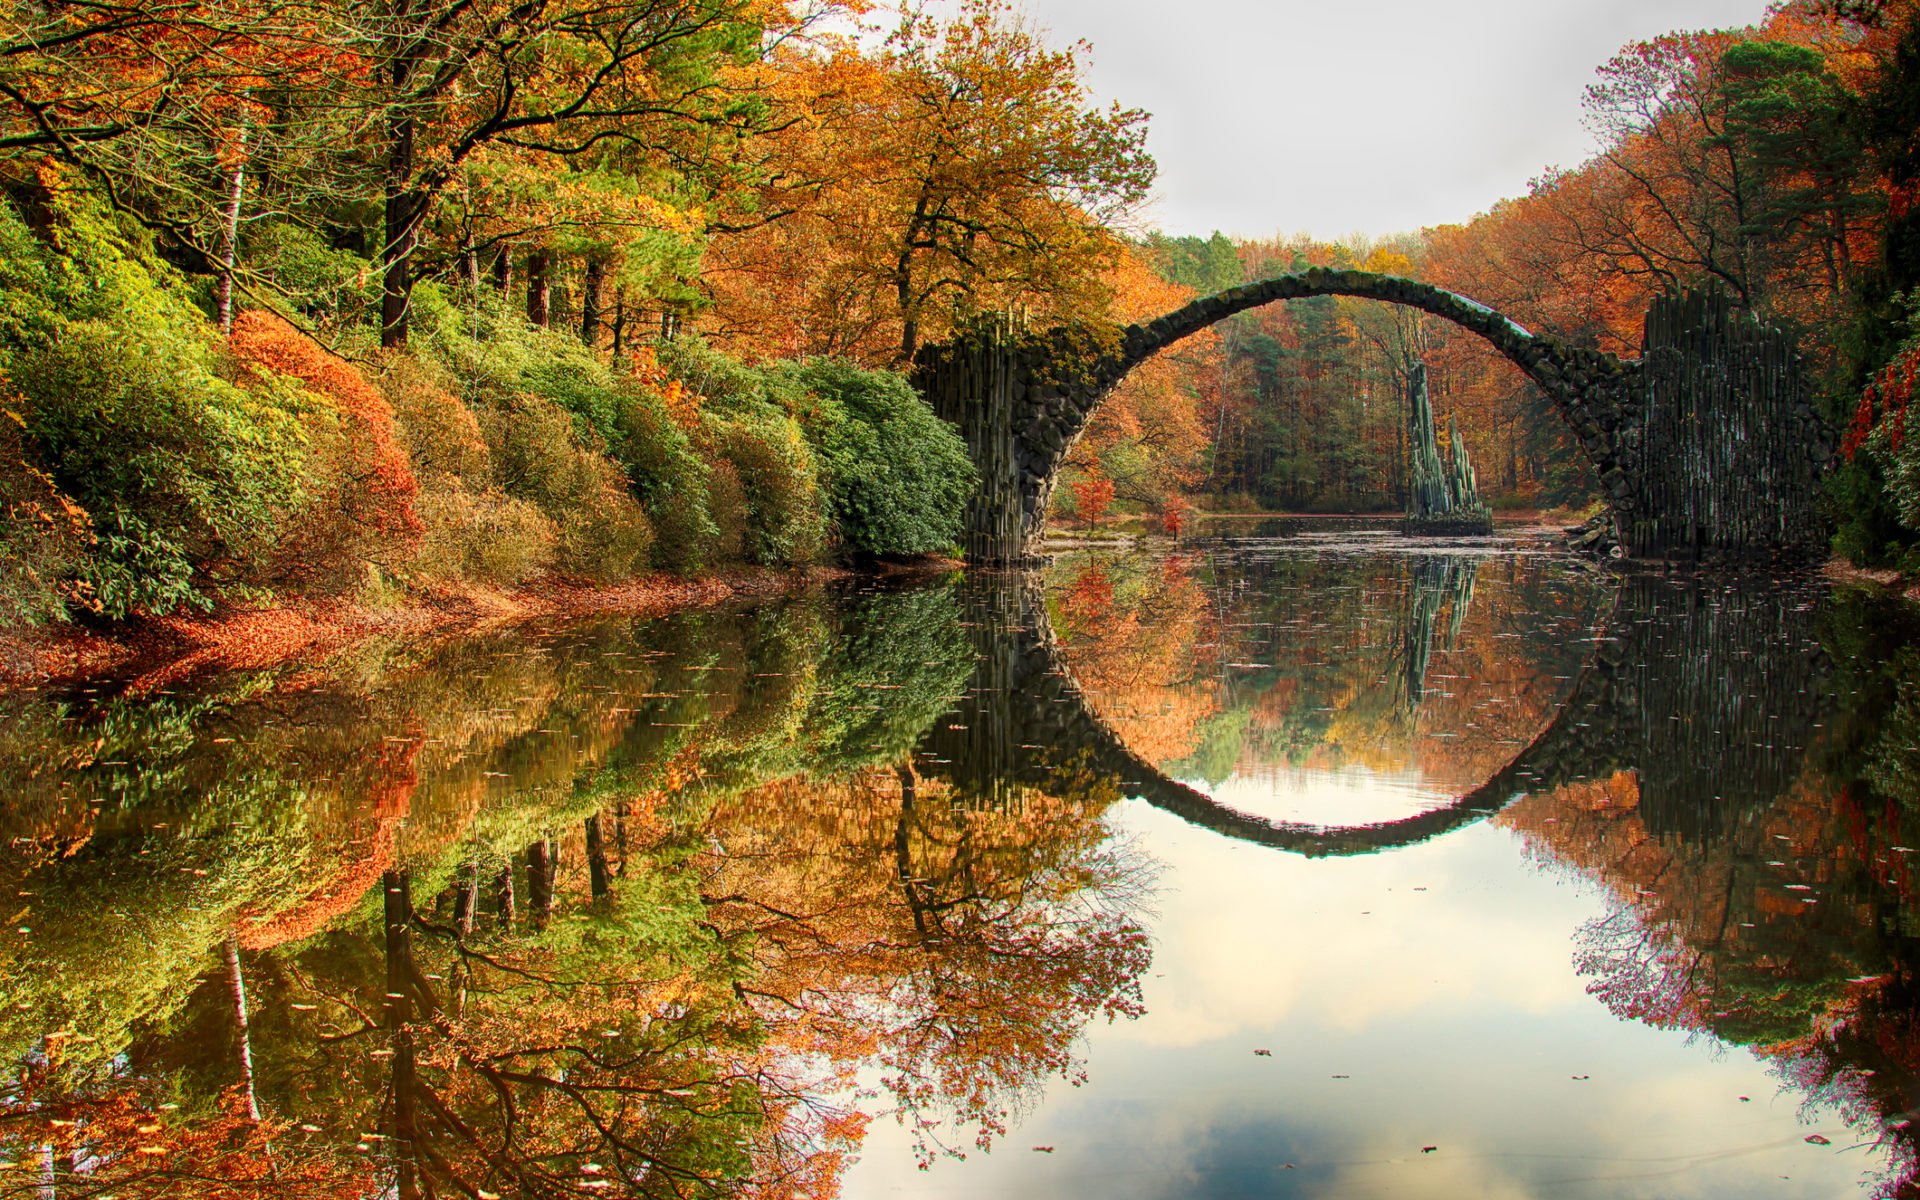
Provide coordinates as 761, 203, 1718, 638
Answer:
0, 194, 975, 623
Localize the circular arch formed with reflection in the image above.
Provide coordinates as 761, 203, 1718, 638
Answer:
915, 572, 1622, 858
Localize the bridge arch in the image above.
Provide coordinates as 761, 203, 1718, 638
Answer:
913, 270, 1827, 565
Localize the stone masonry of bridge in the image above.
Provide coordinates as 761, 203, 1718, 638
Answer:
913, 270, 1831, 565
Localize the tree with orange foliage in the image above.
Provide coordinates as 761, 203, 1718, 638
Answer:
1070, 471, 1114, 530
1060, 243, 1224, 513
704, 0, 1154, 364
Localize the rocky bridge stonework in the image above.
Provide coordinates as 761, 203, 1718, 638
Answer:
912, 270, 1831, 565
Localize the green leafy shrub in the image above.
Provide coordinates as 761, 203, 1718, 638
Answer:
16, 324, 311, 615
704, 457, 750, 564
413, 487, 558, 585
0, 395, 89, 625
786, 359, 974, 557
698, 408, 825, 566
0, 193, 326, 616
413, 294, 708, 574
475, 393, 653, 581
606, 385, 717, 572
380, 354, 492, 486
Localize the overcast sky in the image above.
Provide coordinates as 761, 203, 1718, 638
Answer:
927, 0, 1779, 241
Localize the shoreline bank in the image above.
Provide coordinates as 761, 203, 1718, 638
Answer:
5, 543, 1896, 693
0, 564, 946, 691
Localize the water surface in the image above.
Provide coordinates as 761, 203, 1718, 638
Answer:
4, 521, 1918, 1198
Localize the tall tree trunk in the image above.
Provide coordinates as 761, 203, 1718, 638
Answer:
526, 838, 554, 929
611, 291, 627, 358
899, 311, 920, 364
225, 933, 261, 1121
381, 141, 419, 348
580, 256, 607, 347
216, 126, 247, 334
895, 193, 931, 363
379, 0, 423, 349
492, 243, 514, 295
526, 250, 551, 328
457, 241, 479, 293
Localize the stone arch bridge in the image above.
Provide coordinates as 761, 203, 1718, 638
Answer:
913, 571, 1825, 857
913, 270, 1831, 564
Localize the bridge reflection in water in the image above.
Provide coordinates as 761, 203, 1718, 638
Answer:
916, 567, 1828, 857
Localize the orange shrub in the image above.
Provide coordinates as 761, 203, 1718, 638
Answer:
229, 311, 422, 583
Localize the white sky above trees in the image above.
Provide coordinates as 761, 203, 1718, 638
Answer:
963, 0, 1779, 240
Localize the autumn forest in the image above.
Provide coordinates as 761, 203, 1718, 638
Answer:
1, 0, 1919, 621
14, 0, 1920, 1197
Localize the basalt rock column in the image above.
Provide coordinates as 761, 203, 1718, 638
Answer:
914, 314, 1030, 565
914, 316, 1126, 565
1405, 363, 1493, 534
1630, 290, 1832, 561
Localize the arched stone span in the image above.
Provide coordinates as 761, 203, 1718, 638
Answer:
913, 572, 1826, 858
913, 271, 1828, 565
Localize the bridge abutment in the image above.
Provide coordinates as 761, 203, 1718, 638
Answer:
1626, 290, 1831, 560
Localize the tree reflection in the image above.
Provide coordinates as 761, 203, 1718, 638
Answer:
1498, 581, 1920, 1198
1048, 547, 1602, 796
0, 579, 1153, 1197
35, 552, 1920, 1198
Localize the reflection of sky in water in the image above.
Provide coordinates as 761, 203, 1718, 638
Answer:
1192, 765, 1451, 828
845, 799, 1873, 1199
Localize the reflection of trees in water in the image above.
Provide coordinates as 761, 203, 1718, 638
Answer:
36, 553, 1920, 1197
0, 581, 1154, 1197
1048, 547, 1601, 795
1502, 582, 1920, 1199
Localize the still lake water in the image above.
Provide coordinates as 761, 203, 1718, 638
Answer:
6, 520, 1920, 1197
